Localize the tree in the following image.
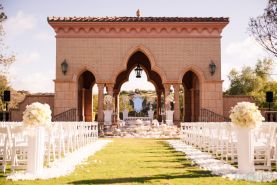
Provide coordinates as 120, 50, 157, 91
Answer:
0, 75, 9, 110
226, 65, 263, 95
249, 0, 277, 57
0, 4, 15, 75
225, 59, 277, 109
0, 4, 16, 110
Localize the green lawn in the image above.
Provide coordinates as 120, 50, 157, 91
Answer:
1, 138, 276, 185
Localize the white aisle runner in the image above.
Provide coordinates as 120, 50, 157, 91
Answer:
7, 140, 112, 181
167, 140, 277, 182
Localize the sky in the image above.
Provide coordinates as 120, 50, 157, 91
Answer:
2, 0, 276, 93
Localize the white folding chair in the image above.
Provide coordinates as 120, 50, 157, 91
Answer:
0, 127, 12, 173
10, 126, 28, 171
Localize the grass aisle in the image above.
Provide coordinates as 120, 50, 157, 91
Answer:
1, 138, 275, 185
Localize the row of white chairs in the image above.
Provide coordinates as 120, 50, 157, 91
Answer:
180, 122, 277, 171
0, 121, 98, 173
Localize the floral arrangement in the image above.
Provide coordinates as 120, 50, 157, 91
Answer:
23, 102, 52, 127
104, 95, 113, 105
165, 94, 174, 104
122, 96, 129, 107
229, 102, 264, 128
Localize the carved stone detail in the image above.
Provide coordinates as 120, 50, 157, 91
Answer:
49, 23, 227, 38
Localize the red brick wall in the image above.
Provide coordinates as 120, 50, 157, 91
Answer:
10, 94, 54, 121
223, 95, 255, 118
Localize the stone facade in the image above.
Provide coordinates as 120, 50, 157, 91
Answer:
48, 16, 229, 123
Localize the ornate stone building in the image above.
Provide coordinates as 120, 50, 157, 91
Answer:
48, 16, 229, 123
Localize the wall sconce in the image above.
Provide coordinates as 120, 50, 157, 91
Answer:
209, 60, 216, 76
61, 59, 68, 75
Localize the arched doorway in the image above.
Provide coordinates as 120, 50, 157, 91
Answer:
182, 71, 200, 122
78, 70, 96, 121
114, 51, 164, 120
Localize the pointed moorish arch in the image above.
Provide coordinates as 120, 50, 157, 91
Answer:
177, 64, 206, 84
111, 44, 167, 84
72, 65, 99, 122
113, 50, 164, 91
178, 65, 206, 122
72, 65, 100, 83
115, 65, 159, 91
113, 48, 165, 121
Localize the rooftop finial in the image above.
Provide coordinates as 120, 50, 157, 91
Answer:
136, 9, 140, 17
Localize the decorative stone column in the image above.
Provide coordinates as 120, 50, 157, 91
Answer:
173, 84, 180, 124
106, 84, 114, 95
164, 83, 174, 125
156, 90, 162, 122
84, 89, 92, 121
163, 83, 171, 110
106, 83, 114, 110
105, 83, 114, 125
184, 86, 192, 122
97, 83, 105, 124
81, 88, 86, 121
91, 89, 94, 121
114, 90, 120, 122
191, 88, 195, 121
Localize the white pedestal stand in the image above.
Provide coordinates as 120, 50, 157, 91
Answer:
27, 126, 45, 175
236, 127, 255, 173
165, 110, 174, 125
148, 110, 154, 120
123, 109, 129, 121
104, 110, 113, 125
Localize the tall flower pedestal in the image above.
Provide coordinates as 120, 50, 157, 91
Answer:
27, 126, 45, 175
165, 110, 174, 125
123, 109, 128, 121
104, 110, 113, 125
148, 110, 154, 120
236, 127, 255, 173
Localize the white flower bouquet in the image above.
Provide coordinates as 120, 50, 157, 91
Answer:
23, 102, 52, 127
104, 95, 113, 105
229, 102, 264, 128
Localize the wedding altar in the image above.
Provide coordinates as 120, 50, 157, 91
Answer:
121, 94, 154, 126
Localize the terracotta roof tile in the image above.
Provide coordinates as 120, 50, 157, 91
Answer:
47, 16, 229, 23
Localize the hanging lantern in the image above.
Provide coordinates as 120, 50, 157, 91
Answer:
135, 64, 143, 78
